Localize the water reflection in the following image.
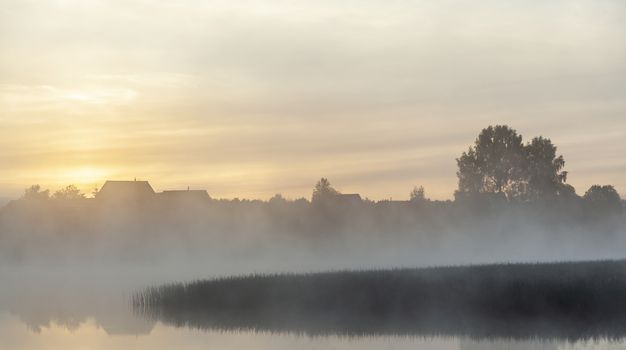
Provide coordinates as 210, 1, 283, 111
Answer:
0, 266, 158, 336
3, 313, 626, 350
137, 301, 626, 341
3, 266, 626, 350
459, 339, 558, 350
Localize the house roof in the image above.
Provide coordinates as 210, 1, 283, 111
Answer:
97, 180, 155, 200
338, 193, 362, 201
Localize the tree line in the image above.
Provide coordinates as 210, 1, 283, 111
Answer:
16, 125, 624, 214
454, 125, 622, 214
310, 124, 622, 213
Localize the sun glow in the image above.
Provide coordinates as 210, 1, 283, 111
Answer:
55, 167, 110, 193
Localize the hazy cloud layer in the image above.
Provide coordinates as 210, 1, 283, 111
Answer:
1, 0, 625, 199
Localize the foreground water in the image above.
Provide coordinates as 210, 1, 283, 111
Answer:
3, 265, 626, 350
4, 312, 626, 350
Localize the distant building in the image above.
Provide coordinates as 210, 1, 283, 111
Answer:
96, 180, 155, 202
158, 190, 211, 202
338, 193, 362, 201
95, 180, 212, 206
335, 193, 362, 205
375, 200, 411, 209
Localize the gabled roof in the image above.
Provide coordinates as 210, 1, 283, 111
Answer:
326, 193, 363, 205
96, 180, 155, 201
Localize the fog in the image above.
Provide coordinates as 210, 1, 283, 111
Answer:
0, 185, 624, 336
1, 188, 624, 269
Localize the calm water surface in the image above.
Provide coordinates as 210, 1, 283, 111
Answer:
2, 265, 625, 350
3, 313, 626, 350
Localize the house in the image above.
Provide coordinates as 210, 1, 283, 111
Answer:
158, 189, 211, 202
337, 193, 362, 203
96, 180, 155, 202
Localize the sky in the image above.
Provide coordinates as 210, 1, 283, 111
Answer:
1, 0, 625, 200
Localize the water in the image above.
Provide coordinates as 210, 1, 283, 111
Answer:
2, 265, 626, 350
3, 312, 626, 350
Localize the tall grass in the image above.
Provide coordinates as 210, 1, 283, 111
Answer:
134, 259, 626, 340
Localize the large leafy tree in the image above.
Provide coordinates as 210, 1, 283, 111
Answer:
456, 125, 569, 201
456, 125, 526, 199
525, 136, 568, 199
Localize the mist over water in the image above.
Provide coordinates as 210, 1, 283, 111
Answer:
1, 187, 624, 270
0, 185, 624, 348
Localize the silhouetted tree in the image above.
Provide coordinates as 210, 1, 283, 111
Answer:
456, 125, 526, 199
525, 137, 568, 200
23, 185, 50, 200
455, 147, 482, 194
584, 185, 623, 215
269, 193, 287, 205
556, 183, 578, 199
457, 126, 574, 202
312, 178, 339, 203
52, 185, 85, 200
410, 186, 427, 203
